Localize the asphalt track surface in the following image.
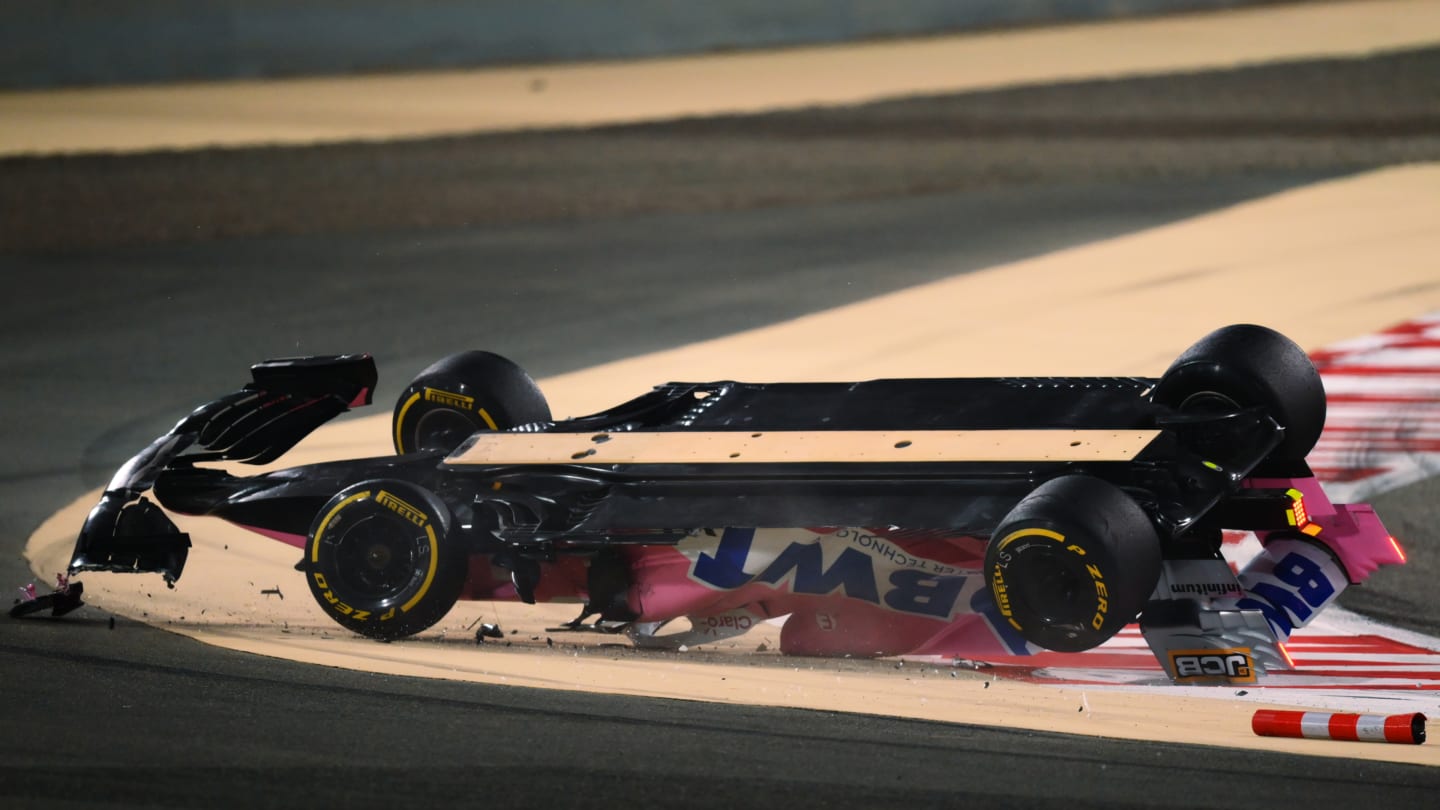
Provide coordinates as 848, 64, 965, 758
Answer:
4, 47, 1440, 807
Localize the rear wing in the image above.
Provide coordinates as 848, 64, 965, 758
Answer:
68, 354, 376, 584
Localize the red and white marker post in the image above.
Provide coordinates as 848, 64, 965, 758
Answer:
1252, 710, 1426, 744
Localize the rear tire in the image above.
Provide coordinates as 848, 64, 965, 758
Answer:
985, 475, 1161, 652
392, 351, 550, 455
1151, 324, 1325, 460
304, 480, 467, 640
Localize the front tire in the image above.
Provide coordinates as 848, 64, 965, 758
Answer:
985, 475, 1161, 652
393, 351, 550, 455
304, 480, 467, 640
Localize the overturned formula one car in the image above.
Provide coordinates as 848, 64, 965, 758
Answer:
67, 324, 1404, 685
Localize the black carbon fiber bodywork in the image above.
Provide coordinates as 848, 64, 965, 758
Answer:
68, 355, 1290, 583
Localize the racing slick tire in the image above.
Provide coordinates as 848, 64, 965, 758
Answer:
392, 351, 551, 455
985, 475, 1161, 653
303, 480, 467, 640
1151, 324, 1325, 460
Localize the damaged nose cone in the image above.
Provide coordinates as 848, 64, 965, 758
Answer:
69, 496, 191, 587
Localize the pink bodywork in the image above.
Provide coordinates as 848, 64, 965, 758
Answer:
448, 476, 1399, 659
227, 478, 1398, 660
461, 526, 1030, 658
1245, 477, 1403, 583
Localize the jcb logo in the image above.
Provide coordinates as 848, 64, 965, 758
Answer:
424, 387, 474, 411
1170, 649, 1256, 683
377, 490, 428, 527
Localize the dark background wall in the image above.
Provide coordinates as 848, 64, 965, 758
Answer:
3, 0, 1279, 89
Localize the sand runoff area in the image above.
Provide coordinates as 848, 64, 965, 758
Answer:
3, 0, 1440, 156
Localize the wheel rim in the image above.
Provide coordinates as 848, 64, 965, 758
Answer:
414, 408, 480, 453
330, 514, 422, 601
1178, 390, 1240, 415
1011, 547, 1092, 636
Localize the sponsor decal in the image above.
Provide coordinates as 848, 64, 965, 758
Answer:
377, 490, 428, 527
687, 527, 977, 621
424, 387, 474, 411
1236, 540, 1345, 639
699, 614, 753, 631
991, 563, 1018, 628
1169, 648, 1256, 683
1168, 581, 1244, 598
1158, 559, 1246, 602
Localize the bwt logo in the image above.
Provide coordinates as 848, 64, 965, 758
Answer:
1169, 649, 1256, 683
1236, 548, 1340, 639
689, 528, 969, 620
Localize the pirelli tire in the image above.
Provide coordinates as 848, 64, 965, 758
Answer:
1151, 323, 1325, 461
304, 480, 467, 640
392, 351, 551, 455
985, 475, 1161, 653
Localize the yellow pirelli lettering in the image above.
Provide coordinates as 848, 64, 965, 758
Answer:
992, 566, 1012, 617
424, 387, 475, 411
377, 490, 428, 527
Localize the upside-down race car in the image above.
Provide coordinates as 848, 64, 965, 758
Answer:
67, 325, 1403, 684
